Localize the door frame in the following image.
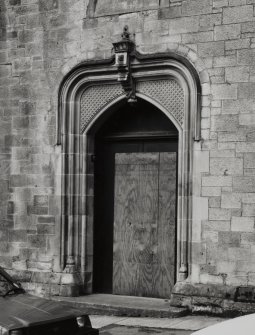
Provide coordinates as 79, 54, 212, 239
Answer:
93, 133, 178, 295
58, 52, 202, 295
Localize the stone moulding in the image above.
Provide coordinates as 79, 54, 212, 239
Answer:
58, 51, 201, 296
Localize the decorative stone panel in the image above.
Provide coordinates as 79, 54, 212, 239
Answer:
136, 80, 184, 126
80, 84, 124, 133
80, 79, 184, 132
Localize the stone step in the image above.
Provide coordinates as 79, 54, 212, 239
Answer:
51, 294, 189, 318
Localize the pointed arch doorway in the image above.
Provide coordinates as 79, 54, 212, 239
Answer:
92, 98, 178, 298
58, 51, 202, 298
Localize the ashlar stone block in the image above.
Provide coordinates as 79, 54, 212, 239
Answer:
223, 5, 253, 24
231, 217, 254, 231
244, 153, 255, 169
243, 204, 255, 217
202, 187, 221, 197
225, 39, 250, 50
218, 231, 241, 246
209, 197, 221, 208
238, 83, 255, 99
239, 114, 255, 126
209, 208, 231, 220
211, 115, 239, 131
203, 220, 231, 231
200, 13, 222, 27
169, 16, 199, 35
238, 49, 255, 65
221, 193, 241, 209
211, 84, 237, 100
222, 99, 255, 114
214, 24, 241, 41
225, 66, 249, 83
237, 142, 255, 152
210, 157, 243, 175
198, 41, 225, 57
233, 176, 255, 192
213, 0, 228, 7
182, 0, 212, 16
202, 176, 232, 187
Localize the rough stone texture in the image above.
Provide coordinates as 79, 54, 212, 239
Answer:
0, 0, 255, 314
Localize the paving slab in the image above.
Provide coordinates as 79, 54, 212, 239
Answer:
90, 315, 226, 331
52, 294, 187, 317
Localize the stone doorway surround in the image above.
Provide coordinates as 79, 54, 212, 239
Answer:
58, 51, 201, 296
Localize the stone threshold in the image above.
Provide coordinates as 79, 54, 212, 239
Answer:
51, 293, 189, 318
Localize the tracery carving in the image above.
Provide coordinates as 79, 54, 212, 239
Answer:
80, 79, 184, 132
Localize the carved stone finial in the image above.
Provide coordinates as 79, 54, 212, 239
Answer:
121, 25, 130, 40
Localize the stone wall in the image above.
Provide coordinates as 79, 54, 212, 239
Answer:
0, 0, 255, 307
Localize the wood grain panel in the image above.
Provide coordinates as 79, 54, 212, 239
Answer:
113, 151, 176, 298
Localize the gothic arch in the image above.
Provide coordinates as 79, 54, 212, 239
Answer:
58, 51, 201, 295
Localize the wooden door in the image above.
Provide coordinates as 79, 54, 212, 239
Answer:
113, 151, 176, 298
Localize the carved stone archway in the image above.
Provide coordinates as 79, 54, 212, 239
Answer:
58, 51, 201, 296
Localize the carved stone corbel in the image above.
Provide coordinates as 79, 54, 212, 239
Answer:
113, 26, 137, 104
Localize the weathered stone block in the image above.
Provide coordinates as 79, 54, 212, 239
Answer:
236, 143, 255, 152
10, 174, 27, 187
244, 153, 255, 169
199, 13, 222, 27
198, 41, 224, 57
242, 21, 255, 34
210, 157, 243, 175
229, 0, 246, 5
239, 114, 255, 126
182, 31, 213, 44
34, 195, 48, 207
219, 231, 241, 246
223, 5, 253, 24
209, 208, 231, 220
19, 101, 36, 116
214, 24, 240, 41
231, 217, 254, 231
39, 0, 58, 12
226, 66, 249, 83
242, 193, 255, 204
158, 6, 181, 19
241, 232, 255, 244
9, 0, 21, 5
243, 204, 255, 217
233, 177, 255, 192
211, 84, 237, 100
222, 193, 241, 209
226, 39, 250, 50
27, 205, 48, 215
213, 55, 237, 67
37, 224, 55, 235
95, 0, 157, 16
202, 187, 221, 197
182, 0, 212, 15
222, 99, 255, 114
37, 216, 55, 224
211, 115, 238, 131
203, 220, 231, 231
169, 17, 199, 35
218, 143, 236, 151
202, 176, 232, 187
209, 197, 221, 208
213, 0, 228, 7
238, 83, 255, 99
28, 235, 46, 248
211, 150, 235, 157
238, 49, 255, 65
9, 230, 28, 242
